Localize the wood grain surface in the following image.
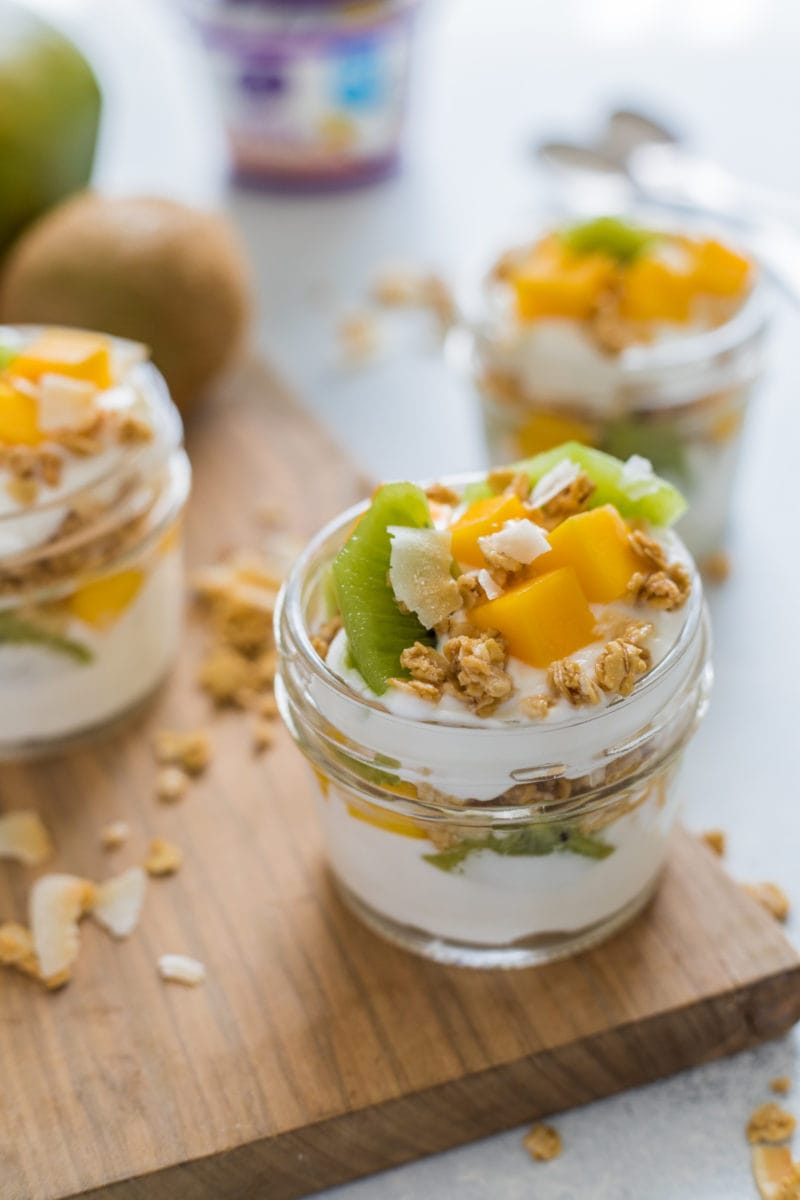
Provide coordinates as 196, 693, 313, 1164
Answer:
1, 360, 799, 1200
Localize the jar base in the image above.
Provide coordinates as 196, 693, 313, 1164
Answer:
333, 872, 662, 969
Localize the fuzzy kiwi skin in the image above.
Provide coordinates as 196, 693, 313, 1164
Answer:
0, 192, 252, 417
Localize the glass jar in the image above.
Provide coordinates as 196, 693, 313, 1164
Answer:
0, 333, 191, 757
189, 0, 421, 190
276, 486, 713, 968
467, 235, 771, 561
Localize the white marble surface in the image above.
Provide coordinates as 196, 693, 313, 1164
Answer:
27, 0, 800, 1195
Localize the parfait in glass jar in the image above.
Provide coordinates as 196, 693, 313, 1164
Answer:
277, 443, 712, 967
472, 217, 769, 559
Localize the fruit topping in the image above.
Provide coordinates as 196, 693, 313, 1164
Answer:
534, 505, 646, 603
449, 492, 529, 567
471, 566, 596, 669
10, 328, 113, 388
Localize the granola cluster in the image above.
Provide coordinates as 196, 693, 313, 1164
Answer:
391, 630, 514, 716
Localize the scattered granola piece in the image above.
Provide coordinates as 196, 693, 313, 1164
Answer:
772, 1078, 793, 1096
158, 953, 206, 986
197, 645, 257, 706
6, 474, 38, 505
387, 677, 441, 704
627, 561, 691, 611
0, 810, 54, 866
747, 1103, 797, 1145
520, 694, 554, 719
629, 528, 668, 570
91, 867, 147, 937
339, 311, 379, 363
697, 828, 726, 857
594, 637, 649, 697
156, 765, 190, 804
523, 1123, 563, 1162
701, 551, 731, 584
258, 692, 279, 719
0, 921, 66, 988
443, 631, 514, 714
536, 472, 595, 529
252, 719, 276, 754
311, 615, 342, 661
549, 658, 601, 706
154, 729, 212, 775
145, 838, 183, 877
400, 642, 449, 687
456, 572, 484, 610
30, 873, 95, 983
100, 820, 131, 850
744, 882, 790, 923
425, 482, 460, 506
753, 1146, 800, 1200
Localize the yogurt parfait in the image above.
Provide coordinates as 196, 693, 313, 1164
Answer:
276, 443, 712, 967
472, 217, 769, 559
0, 326, 191, 756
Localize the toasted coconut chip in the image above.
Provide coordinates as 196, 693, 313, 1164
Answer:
0, 921, 68, 988
753, 1146, 797, 1200
91, 867, 147, 938
529, 459, 581, 508
30, 874, 94, 982
388, 526, 462, 628
145, 838, 183, 877
0, 810, 54, 866
158, 954, 206, 986
478, 518, 550, 567
477, 568, 503, 600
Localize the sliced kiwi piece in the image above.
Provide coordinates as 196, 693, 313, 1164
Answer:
559, 216, 658, 265
332, 483, 435, 695
513, 441, 687, 526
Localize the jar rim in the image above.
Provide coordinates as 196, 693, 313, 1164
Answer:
277, 476, 705, 740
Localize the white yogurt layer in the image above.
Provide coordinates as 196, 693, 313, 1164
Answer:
319, 772, 679, 945
0, 548, 183, 751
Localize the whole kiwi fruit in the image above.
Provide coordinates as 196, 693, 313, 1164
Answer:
0, 193, 252, 416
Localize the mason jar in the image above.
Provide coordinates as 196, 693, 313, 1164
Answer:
0, 329, 190, 757
275, 485, 713, 969
467, 231, 771, 562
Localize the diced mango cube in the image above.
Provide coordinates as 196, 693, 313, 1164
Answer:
11, 330, 113, 388
471, 566, 596, 668
346, 798, 427, 839
516, 410, 597, 456
449, 493, 531, 568
691, 238, 752, 296
620, 257, 694, 322
68, 568, 144, 629
0, 380, 42, 445
512, 238, 617, 321
534, 505, 643, 603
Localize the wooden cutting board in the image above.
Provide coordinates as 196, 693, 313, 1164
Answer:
1, 360, 799, 1200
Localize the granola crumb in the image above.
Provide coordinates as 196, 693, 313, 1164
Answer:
387, 677, 442, 703
424, 482, 460, 506
629, 529, 669, 570
197, 645, 257, 706
0, 810, 53, 866
523, 1123, 563, 1162
145, 837, 183, 877
156, 765, 190, 804
594, 637, 650, 697
456, 573, 484, 611
338, 311, 380, 363
700, 829, 726, 857
747, 1103, 797, 1145
520, 694, 554, 719
5, 474, 39, 506
154, 729, 212, 775
311, 616, 342, 661
549, 658, 601, 706
744, 882, 790, 923
257, 692, 279, 719
442, 630, 514, 715
701, 551, 731, 584
100, 820, 131, 851
536, 472, 595, 529
772, 1078, 793, 1096
400, 641, 449, 687
252, 719, 276, 754
627, 561, 691, 611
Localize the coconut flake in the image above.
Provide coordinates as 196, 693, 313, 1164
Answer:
388, 526, 461, 628
529, 459, 582, 508
752, 1146, 797, 1200
30, 874, 95, 982
37, 374, 98, 432
478, 518, 550, 566
158, 954, 206, 986
91, 867, 147, 938
0, 810, 53, 866
477, 569, 504, 600
621, 454, 659, 499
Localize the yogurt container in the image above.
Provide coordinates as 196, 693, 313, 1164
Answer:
469, 217, 771, 560
190, 0, 420, 189
277, 447, 712, 967
0, 327, 190, 757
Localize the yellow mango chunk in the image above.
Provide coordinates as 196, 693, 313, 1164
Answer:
0, 380, 42, 445
68, 568, 144, 629
513, 239, 617, 321
346, 798, 427, 840
517, 410, 597, 456
11, 330, 113, 388
620, 257, 694, 322
449, 493, 531, 568
691, 238, 752, 296
471, 566, 596, 669
535, 505, 643, 603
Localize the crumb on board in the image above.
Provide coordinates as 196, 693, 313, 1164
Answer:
154, 729, 212, 775
772, 1078, 793, 1096
158, 953, 206, 986
156, 765, 190, 804
100, 820, 131, 851
744, 882, 790, 923
0, 810, 53, 866
700, 829, 726, 857
700, 551, 732, 584
523, 1123, 563, 1162
145, 838, 183, 878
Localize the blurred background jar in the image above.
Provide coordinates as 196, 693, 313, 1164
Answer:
466, 216, 772, 561
187, 0, 421, 190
